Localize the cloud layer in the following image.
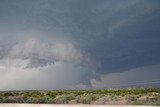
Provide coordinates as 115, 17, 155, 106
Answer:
0, 0, 160, 90
0, 38, 95, 90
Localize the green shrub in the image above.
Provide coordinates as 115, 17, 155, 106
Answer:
2, 96, 24, 103
47, 98, 55, 104
131, 101, 143, 105
46, 92, 56, 98
37, 96, 50, 103
26, 97, 38, 103
0, 96, 4, 103
125, 95, 137, 102
54, 94, 75, 104
26, 96, 50, 103
78, 94, 98, 104
3, 92, 14, 97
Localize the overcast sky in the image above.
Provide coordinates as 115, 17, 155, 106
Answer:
0, 0, 160, 90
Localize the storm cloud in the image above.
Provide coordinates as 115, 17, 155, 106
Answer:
0, 0, 160, 90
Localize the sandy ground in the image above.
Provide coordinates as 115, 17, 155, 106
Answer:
0, 104, 158, 107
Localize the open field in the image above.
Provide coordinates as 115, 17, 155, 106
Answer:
0, 88, 160, 106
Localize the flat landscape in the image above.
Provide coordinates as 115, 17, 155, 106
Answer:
0, 104, 159, 107
0, 88, 160, 106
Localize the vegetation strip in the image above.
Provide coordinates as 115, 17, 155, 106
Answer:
0, 88, 160, 105
0, 104, 159, 107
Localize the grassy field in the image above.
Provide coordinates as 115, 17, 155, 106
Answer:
0, 88, 160, 105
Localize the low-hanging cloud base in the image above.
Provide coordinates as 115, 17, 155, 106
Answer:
0, 0, 160, 90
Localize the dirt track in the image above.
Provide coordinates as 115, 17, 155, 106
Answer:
0, 104, 158, 107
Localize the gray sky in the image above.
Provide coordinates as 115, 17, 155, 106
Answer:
0, 0, 160, 90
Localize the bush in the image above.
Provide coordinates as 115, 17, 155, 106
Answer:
26, 97, 38, 103
37, 96, 50, 103
26, 96, 50, 104
46, 91, 56, 98
125, 95, 137, 102
78, 94, 99, 104
47, 98, 55, 104
3, 92, 14, 97
0, 96, 4, 103
2, 96, 24, 103
54, 94, 75, 104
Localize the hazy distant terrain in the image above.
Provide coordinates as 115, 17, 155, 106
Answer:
0, 88, 160, 105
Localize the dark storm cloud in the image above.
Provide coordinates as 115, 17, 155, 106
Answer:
0, 0, 160, 90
